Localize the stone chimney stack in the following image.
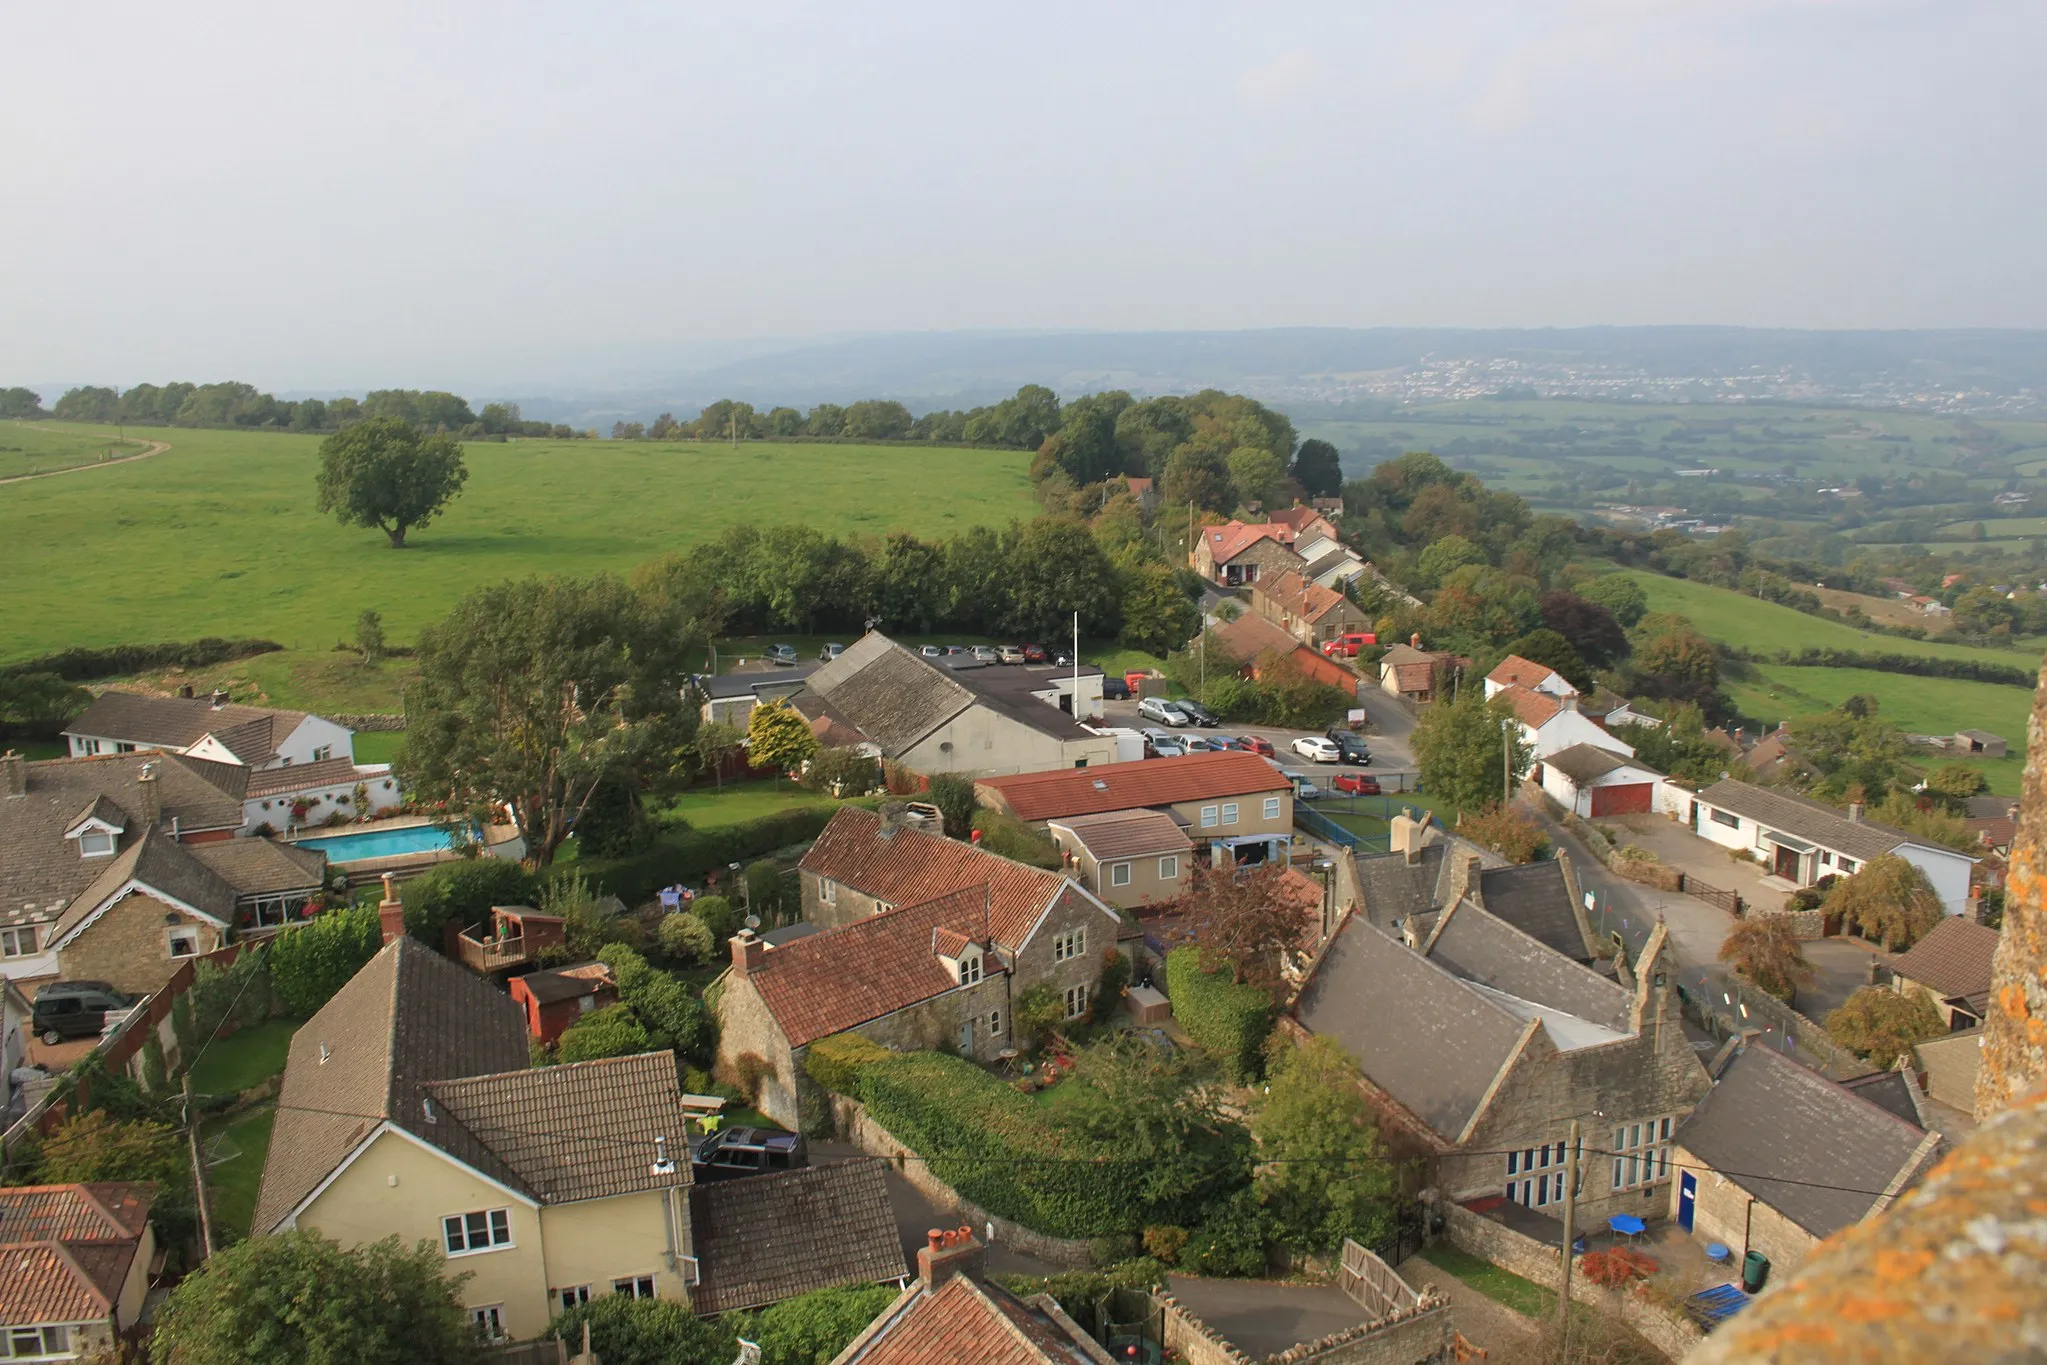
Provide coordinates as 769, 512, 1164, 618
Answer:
917, 1226, 984, 1292
1446, 853, 1483, 909
730, 929, 767, 978
1, 751, 23, 799
1390, 808, 1420, 857
1848, 801, 1865, 823
378, 872, 406, 944
137, 761, 162, 827
209, 689, 230, 710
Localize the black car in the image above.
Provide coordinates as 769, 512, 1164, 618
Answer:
32, 981, 139, 1045
1101, 677, 1132, 701
1324, 726, 1372, 764
690, 1124, 809, 1181
1178, 699, 1221, 728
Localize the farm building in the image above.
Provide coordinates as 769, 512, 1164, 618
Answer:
1953, 729, 2007, 757
1538, 744, 1666, 819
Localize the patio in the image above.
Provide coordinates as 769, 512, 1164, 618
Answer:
1467, 1196, 1730, 1301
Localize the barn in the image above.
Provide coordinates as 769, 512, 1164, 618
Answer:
1540, 743, 1666, 819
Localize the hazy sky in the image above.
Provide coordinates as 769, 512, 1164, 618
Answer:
4, 0, 2041, 388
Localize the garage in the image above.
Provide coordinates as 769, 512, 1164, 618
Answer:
1590, 782, 1655, 817
1539, 742, 1665, 820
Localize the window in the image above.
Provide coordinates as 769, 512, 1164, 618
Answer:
988, 1008, 1002, 1036
1264, 796, 1282, 820
1612, 1117, 1674, 1191
1818, 852, 1832, 867
959, 953, 983, 986
115, 742, 137, 753
311, 745, 333, 761
1053, 928, 1087, 962
613, 1275, 656, 1299
1838, 857, 1858, 874
1, 1325, 72, 1358
1063, 984, 1089, 1020
1109, 862, 1132, 888
1221, 802, 1239, 826
819, 879, 836, 904
556, 1286, 591, 1314
442, 1208, 513, 1255
0, 927, 36, 959
1158, 855, 1179, 881
77, 830, 115, 858
1505, 1140, 1570, 1209
1200, 804, 1219, 829
469, 1306, 506, 1342
167, 928, 200, 959
1709, 809, 1740, 829
242, 891, 311, 930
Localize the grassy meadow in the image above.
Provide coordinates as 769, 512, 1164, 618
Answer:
0, 423, 155, 478
1, 422, 1038, 664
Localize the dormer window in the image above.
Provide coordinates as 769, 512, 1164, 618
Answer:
959, 950, 983, 987
77, 830, 115, 858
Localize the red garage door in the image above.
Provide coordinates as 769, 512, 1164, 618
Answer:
1590, 783, 1654, 817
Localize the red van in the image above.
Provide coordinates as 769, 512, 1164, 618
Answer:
1322, 632, 1377, 658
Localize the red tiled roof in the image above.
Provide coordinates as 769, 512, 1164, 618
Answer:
1268, 505, 1323, 532
1487, 655, 1567, 691
1391, 662, 1437, 693
244, 756, 369, 799
1124, 477, 1153, 494
0, 1184, 152, 1242
800, 807, 1073, 949
844, 1271, 1111, 1365
976, 752, 1292, 823
1255, 570, 1348, 623
1201, 520, 1293, 565
1968, 817, 2017, 850
749, 887, 989, 1047
0, 1184, 155, 1327
1497, 685, 1562, 728
1048, 810, 1193, 861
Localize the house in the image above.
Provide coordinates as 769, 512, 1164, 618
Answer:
1887, 916, 1998, 1030
508, 961, 619, 1045
830, 1228, 1116, 1365
1046, 810, 1194, 910
1539, 744, 1666, 819
1298, 540, 1369, 593
1953, 729, 2007, 758
1497, 686, 1635, 765
1268, 504, 1342, 544
794, 635, 1118, 778
1668, 1041, 1944, 1277
1483, 655, 1579, 703
1347, 816, 1598, 962
975, 750, 1295, 866
689, 1160, 908, 1313
1685, 779, 1979, 917
1601, 702, 1663, 731
1292, 895, 1708, 1224
1249, 570, 1374, 650
1122, 476, 1158, 515
241, 757, 404, 834
1377, 637, 1466, 704
65, 689, 355, 768
695, 665, 819, 730
0, 1182, 158, 1360
1189, 520, 1306, 587
0, 751, 325, 991
1213, 612, 1360, 697
1964, 796, 2019, 857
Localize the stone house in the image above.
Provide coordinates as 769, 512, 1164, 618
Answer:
1249, 569, 1374, 649
1669, 1041, 1944, 1277
1293, 895, 1710, 1225
1189, 520, 1307, 587
0, 1182, 158, 1361
1046, 809, 1193, 911
1212, 612, 1361, 696
976, 750, 1295, 866
1886, 915, 1998, 1031
831, 1229, 1116, 1364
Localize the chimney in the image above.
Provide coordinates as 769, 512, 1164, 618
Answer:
730, 929, 767, 978
1410, 632, 1422, 649
1848, 801, 1864, 823
1559, 694, 1579, 713
917, 1226, 984, 1291
178, 684, 194, 699
209, 689, 230, 710
1390, 807, 1419, 855
0, 751, 23, 799
1446, 854, 1483, 909
137, 761, 162, 827
378, 872, 406, 944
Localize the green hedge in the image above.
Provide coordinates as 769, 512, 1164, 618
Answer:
558, 806, 841, 905
1165, 947, 1274, 1082
0, 637, 282, 682
803, 1033, 893, 1097
1722, 645, 2037, 689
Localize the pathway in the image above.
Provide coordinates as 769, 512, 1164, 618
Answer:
0, 429, 172, 485
1404, 1256, 1538, 1355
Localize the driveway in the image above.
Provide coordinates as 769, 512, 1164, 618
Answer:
1165, 1275, 1369, 1360
810, 1142, 1064, 1278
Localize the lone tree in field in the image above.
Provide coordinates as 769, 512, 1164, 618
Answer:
314, 415, 468, 548
1720, 915, 1817, 1004
1820, 854, 1945, 950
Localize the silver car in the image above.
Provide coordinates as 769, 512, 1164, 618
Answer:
971, 645, 999, 663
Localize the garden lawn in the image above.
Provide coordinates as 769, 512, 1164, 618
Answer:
1, 423, 1037, 664
203, 1106, 275, 1243
659, 779, 840, 829
351, 730, 406, 765
188, 1019, 298, 1099
1414, 1246, 1557, 1318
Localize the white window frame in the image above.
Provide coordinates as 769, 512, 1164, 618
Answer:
311, 745, 333, 761
555, 1285, 591, 1313
988, 1008, 1003, 1037
1263, 796, 1282, 820
959, 952, 983, 986
167, 927, 201, 959
1838, 857, 1858, 874
1108, 862, 1132, 888
0, 926, 37, 959
1063, 983, 1090, 1020
1053, 928, 1087, 963
1221, 802, 1239, 826
1505, 1140, 1569, 1209
1200, 804, 1219, 829
77, 830, 115, 858
1709, 809, 1739, 829
613, 1274, 657, 1300
1158, 855, 1179, 881
1611, 1117, 1674, 1191
442, 1208, 514, 1256
469, 1305, 506, 1342
1, 1324, 75, 1359
819, 878, 836, 904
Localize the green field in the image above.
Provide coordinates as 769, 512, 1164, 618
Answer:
0, 423, 154, 478
1, 423, 1037, 663
1934, 515, 2047, 538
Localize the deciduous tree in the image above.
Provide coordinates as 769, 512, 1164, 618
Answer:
354, 609, 385, 664
1290, 438, 1344, 498
1414, 687, 1530, 814
1820, 854, 1944, 949
1825, 986, 1946, 1067
1253, 1035, 1396, 1251
1179, 863, 1312, 988
1500, 627, 1592, 693
747, 698, 820, 777
1719, 916, 1816, 1004
314, 416, 468, 548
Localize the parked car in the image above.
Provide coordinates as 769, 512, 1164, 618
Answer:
1181, 736, 1214, 752
765, 644, 799, 666
1292, 735, 1342, 763
1205, 735, 1243, 751
1021, 643, 1048, 663
819, 643, 847, 661
1332, 772, 1382, 796
1101, 676, 1132, 701
1324, 727, 1372, 763
690, 1125, 809, 1182
996, 645, 1027, 664
919, 644, 944, 659
1050, 650, 1073, 667
32, 981, 139, 1045
945, 645, 970, 656
1142, 728, 1185, 757
1236, 734, 1275, 757
1288, 774, 1325, 800
1139, 696, 1192, 727
971, 645, 999, 663
1177, 700, 1221, 728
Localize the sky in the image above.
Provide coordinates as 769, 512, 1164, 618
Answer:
3, 0, 2042, 389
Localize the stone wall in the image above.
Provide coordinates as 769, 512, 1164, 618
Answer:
1680, 975, 1864, 1080
59, 890, 225, 997
825, 1095, 1095, 1267
1440, 1203, 1703, 1363
1743, 905, 1825, 940
329, 713, 406, 732
1155, 1286, 1453, 1365
1611, 856, 1684, 892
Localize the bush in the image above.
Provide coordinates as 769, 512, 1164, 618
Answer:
1458, 803, 1549, 864
1142, 1225, 1189, 1264
545, 1293, 736, 1365
403, 858, 538, 946
801, 746, 879, 796
1179, 1188, 1272, 1277
926, 774, 978, 837
561, 807, 840, 907
268, 904, 383, 1017
1826, 987, 1947, 1067
691, 894, 739, 941
969, 809, 1063, 869
1165, 947, 1274, 1082
657, 912, 715, 964
1013, 983, 1063, 1049
744, 859, 789, 920
558, 1004, 650, 1062
736, 1283, 900, 1365
803, 1032, 893, 1096
1579, 1246, 1659, 1289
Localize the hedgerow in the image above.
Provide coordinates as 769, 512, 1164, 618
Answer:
802, 1033, 892, 1097
1165, 947, 1274, 1082
554, 806, 841, 906
0, 637, 282, 682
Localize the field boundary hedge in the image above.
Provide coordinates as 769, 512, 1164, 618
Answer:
1, 637, 283, 681
1721, 645, 2038, 689
1163, 948, 1274, 1082
555, 804, 841, 905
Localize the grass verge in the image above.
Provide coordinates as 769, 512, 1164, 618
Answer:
657, 779, 840, 829
1415, 1245, 1558, 1318
203, 1105, 275, 1243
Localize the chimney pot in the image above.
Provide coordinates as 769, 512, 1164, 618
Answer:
210, 689, 229, 710
0, 751, 23, 799
178, 684, 194, 699
916, 1226, 986, 1291
1411, 632, 1421, 648
137, 761, 162, 827
1848, 801, 1864, 823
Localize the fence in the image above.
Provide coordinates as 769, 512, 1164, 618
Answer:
1295, 790, 1436, 856
1684, 878, 1745, 916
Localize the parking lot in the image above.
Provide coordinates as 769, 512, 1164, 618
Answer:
1095, 687, 1418, 797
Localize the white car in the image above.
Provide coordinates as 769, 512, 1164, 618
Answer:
1139, 696, 1192, 727
1292, 735, 1342, 763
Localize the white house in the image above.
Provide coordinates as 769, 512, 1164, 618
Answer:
65, 691, 355, 769
1485, 655, 1579, 703
1497, 686, 1635, 766
1686, 779, 1978, 917
241, 759, 405, 835
1540, 745, 1667, 819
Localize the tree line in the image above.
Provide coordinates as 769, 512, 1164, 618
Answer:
3, 381, 585, 440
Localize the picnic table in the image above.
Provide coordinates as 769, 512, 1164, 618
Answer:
1608, 1214, 1647, 1244
658, 884, 698, 912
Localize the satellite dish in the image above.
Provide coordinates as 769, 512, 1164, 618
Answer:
744, 914, 761, 931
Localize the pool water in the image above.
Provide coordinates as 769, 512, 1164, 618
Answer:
291, 824, 461, 862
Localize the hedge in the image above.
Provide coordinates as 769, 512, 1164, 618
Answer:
1165, 947, 1274, 1082
1721, 645, 2038, 689
552, 806, 839, 906
268, 904, 382, 1017
0, 637, 282, 682
803, 1033, 893, 1097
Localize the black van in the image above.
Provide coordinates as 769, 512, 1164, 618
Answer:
32, 981, 140, 1045
689, 1125, 809, 1182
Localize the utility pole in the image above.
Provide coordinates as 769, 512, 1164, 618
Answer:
1501, 718, 1513, 804
1558, 1117, 1581, 1351
184, 1075, 214, 1260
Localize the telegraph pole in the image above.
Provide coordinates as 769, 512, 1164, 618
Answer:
185, 1075, 214, 1260
1558, 1118, 1581, 1351
1501, 719, 1513, 804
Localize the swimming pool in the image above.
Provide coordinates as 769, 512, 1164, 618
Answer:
290, 824, 463, 862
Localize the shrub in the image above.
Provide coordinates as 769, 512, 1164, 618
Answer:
804, 1032, 893, 1096
1013, 983, 1063, 1049
545, 1293, 736, 1365
1165, 947, 1274, 1082
926, 774, 978, 837
1458, 803, 1549, 864
268, 904, 382, 1017
0, 636, 281, 684
744, 859, 789, 920
558, 1004, 649, 1062
737, 1282, 899, 1365
691, 894, 739, 941
801, 746, 879, 796
1579, 1246, 1659, 1289
969, 808, 1063, 869
403, 858, 538, 946
560, 807, 839, 907
1179, 1188, 1272, 1277
1142, 1225, 1189, 1264
657, 912, 715, 964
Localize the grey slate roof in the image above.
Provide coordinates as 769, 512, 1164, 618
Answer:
184, 838, 327, 897
1478, 862, 1590, 961
244, 757, 366, 798
1694, 779, 1966, 865
1351, 842, 1447, 930
47, 826, 242, 945
1543, 744, 1654, 785
689, 1159, 908, 1313
65, 691, 313, 761
698, 665, 819, 701
805, 635, 977, 757
1839, 1070, 1924, 1127
1676, 1044, 1938, 1238
254, 936, 531, 1232
1426, 900, 1633, 1035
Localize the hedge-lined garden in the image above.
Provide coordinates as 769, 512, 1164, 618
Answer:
1165, 947, 1275, 1081
558, 803, 855, 906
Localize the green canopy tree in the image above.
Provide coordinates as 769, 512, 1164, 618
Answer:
1826, 986, 1947, 1067
1161, 444, 1234, 514
1117, 560, 1201, 655
1580, 573, 1649, 627
1413, 534, 1486, 588
747, 698, 820, 777
1007, 517, 1119, 639
313, 416, 468, 548
1253, 1035, 1396, 1251
1820, 854, 1945, 949
1290, 438, 1344, 498
1414, 687, 1530, 814
1499, 627, 1592, 694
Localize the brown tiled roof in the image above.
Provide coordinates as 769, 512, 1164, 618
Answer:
47, 826, 241, 947
1497, 685, 1562, 728
1201, 520, 1293, 565
1487, 655, 1570, 691
1049, 810, 1192, 861
185, 837, 326, 896
1888, 916, 1999, 1004
1214, 612, 1313, 667
1967, 816, 2016, 851
0, 1184, 155, 1327
1391, 662, 1437, 693
423, 1051, 690, 1205
0, 754, 243, 927
688, 1160, 908, 1313
0, 1184, 153, 1242
841, 1270, 1116, 1364
514, 961, 614, 1006
65, 691, 311, 761
1379, 643, 1433, 667
244, 757, 367, 798
749, 887, 991, 1048
800, 807, 1078, 949
976, 752, 1290, 823
254, 936, 530, 1233
1255, 569, 1347, 623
